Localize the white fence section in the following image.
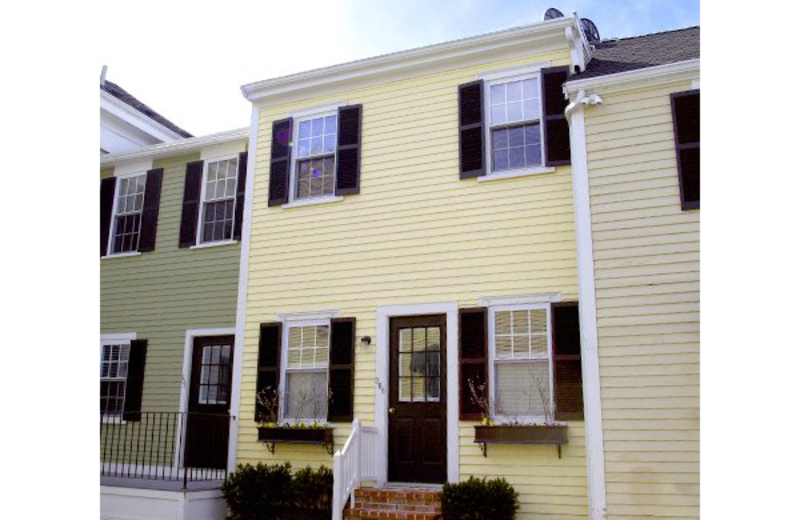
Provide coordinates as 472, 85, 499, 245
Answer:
332, 419, 381, 520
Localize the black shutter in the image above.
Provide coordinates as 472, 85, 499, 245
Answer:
138, 168, 163, 253
268, 118, 293, 206
233, 152, 248, 240
459, 307, 488, 420
552, 302, 584, 421
541, 66, 572, 166
100, 177, 117, 257
335, 105, 362, 195
328, 318, 356, 422
458, 80, 486, 179
671, 89, 700, 210
179, 161, 204, 247
123, 339, 148, 421
256, 323, 282, 422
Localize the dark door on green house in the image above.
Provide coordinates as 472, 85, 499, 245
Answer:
184, 335, 234, 470
388, 315, 447, 483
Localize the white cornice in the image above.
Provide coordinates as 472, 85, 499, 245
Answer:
100, 127, 248, 167
241, 17, 580, 103
565, 59, 701, 96
100, 90, 185, 142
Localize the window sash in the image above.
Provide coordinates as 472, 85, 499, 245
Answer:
199, 156, 239, 244
488, 304, 555, 422
100, 342, 131, 417
279, 321, 331, 422
109, 173, 146, 254
484, 74, 545, 174
290, 112, 338, 201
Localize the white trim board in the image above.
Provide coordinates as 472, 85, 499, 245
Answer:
241, 17, 582, 103
567, 101, 608, 520
374, 302, 459, 485
228, 104, 260, 472
101, 89, 186, 143
565, 59, 700, 95
101, 128, 249, 167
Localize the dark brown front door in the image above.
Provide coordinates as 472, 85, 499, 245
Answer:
388, 315, 447, 483
184, 335, 234, 470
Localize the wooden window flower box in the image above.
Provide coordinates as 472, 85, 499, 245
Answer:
257, 426, 335, 455
474, 424, 568, 458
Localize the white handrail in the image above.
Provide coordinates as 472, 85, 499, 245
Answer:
332, 419, 381, 520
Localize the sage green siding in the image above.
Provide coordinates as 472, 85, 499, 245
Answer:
100, 152, 242, 413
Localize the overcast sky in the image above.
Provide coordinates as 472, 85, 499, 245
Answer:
100, 0, 699, 137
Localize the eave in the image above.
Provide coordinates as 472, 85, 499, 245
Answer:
100, 127, 249, 167
564, 59, 701, 96
100, 90, 186, 142
241, 16, 584, 104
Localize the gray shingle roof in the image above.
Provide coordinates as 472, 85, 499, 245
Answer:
578, 26, 699, 79
101, 80, 193, 138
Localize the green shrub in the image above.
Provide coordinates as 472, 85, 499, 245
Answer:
221, 463, 333, 520
441, 476, 520, 520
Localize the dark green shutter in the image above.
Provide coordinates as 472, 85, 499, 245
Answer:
179, 161, 204, 247
335, 105, 362, 195
458, 307, 488, 420
458, 80, 486, 179
138, 168, 163, 253
123, 339, 148, 421
328, 318, 356, 422
256, 323, 282, 422
233, 151, 248, 240
268, 119, 293, 206
541, 66, 571, 166
100, 177, 117, 257
670, 89, 700, 210
552, 302, 584, 421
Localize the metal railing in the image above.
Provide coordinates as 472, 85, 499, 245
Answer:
332, 419, 380, 520
100, 411, 232, 487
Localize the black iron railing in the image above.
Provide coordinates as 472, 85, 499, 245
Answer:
100, 411, 232, 487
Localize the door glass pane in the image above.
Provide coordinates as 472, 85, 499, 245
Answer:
399, 377, 412, 402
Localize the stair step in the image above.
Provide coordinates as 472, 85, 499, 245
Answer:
347, 487, 443, 520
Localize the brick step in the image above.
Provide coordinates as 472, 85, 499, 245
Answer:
346, 487, 443, 520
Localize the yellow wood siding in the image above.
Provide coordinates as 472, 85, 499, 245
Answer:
237, 50, 589, 518
584, 80, 699, 519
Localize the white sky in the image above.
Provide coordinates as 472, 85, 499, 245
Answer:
100, 0, 699, 136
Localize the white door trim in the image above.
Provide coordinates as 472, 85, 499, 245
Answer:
375, 302, 459, 485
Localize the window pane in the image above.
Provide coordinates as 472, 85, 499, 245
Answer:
492, 128, 508, 150
522, 79, 537, 100
508, 127, 524, 148
311, 137, 323, 155
399, 352, 412, 377
525, 145, 542, 167
312, 117, 324, 136
426, 327, 440, 350
509, 147, 525, 169
427, 378, 440, 402
523, 99, 540, 120
490, 84, 505, 104
507, 81, 522, 102
324, 134, 336, 154
399, 377, 412, 402
400, 329, 412, 352
493, 150, 509, 172
491, 105, 506, 125
285, 371, 328, 419
495, 361, 550, 417
507, 101, 523, 122
300, 120, 311, 139
325, 115, 337, 134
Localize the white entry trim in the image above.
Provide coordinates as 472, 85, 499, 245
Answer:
567, 100, 608, 520
375, 302, 459, 485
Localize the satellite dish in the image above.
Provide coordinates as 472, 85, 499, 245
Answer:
580, 18, 601, 42
543, 8, 565, 21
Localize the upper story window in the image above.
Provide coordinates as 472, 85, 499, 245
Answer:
200, 156, 239, 244
100, 342, 130, 417
487, 76, 543, 173
109, 173, 146, 254
489, 304, 553, 422
292, 113, 338, 201
282, 323, 330, 421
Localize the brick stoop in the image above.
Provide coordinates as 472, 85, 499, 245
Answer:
345, 487, 443, 520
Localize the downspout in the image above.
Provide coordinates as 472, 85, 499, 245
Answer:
565, 87, 608, 520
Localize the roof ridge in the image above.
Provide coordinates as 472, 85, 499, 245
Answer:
102, 79, 193, 138
600, 25, 699, 44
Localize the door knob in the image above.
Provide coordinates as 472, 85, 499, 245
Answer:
389, 407, 396, 415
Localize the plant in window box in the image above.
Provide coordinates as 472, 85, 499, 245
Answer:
469, 377, 568, 453
257, 385, 335, 454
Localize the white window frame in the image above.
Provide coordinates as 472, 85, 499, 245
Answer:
106, 171, 148, 257
487, 303, 556, 425
480, 67, 555, 181
287, 104, 343, 206
100, 333, 136, 424
278, 318, 332, 424
195, 154, 240, 246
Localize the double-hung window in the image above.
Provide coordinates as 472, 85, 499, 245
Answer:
109, 173, 146, 254
489, 304, 554, 422
199, 156, 239, 244
486, 74, 543, 174
292, 113, 338, 201
282, 322, 330, 421
100, 342, 131, 418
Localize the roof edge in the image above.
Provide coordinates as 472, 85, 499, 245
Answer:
565, 58, 700, 94
100, 127, 249, 167
241, 16, 579, 102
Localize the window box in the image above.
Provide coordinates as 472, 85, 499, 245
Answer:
474, 424, 567, 458
257, 426, 334, 455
